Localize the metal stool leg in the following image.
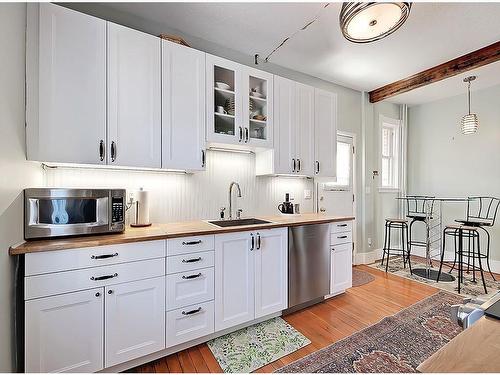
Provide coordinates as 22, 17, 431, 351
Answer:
401, 223, 407, 269
386, 224, 392, 273
381, 222, 388, 268
405, 224, 412, 274
448, 233, 458, 274
437, 228, 447, 282
475, 231, 488, 294
480, 227, 496, 281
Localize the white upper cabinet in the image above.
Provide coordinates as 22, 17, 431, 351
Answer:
214, 231, 255, 331
162, 41, 206, 171
26, 3, 106, 164
107, 22, 161, 168
243, 67, 274, 148
104, 276, 165, 367
25, 288, 104, 373
206, 54, 243, 145
295, 83, 315, 176
314, 89, 337, 177
206, 54, 273, 148
254, 228, 288, 318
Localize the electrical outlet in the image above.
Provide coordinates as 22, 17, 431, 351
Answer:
304, 189, 312, 200
368, 237, 372, 247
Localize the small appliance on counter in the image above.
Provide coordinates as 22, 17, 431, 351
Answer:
130, 188, 152, 227
24, 188, 125, 239
451, 291, 500, 329
278, 193, 300, 215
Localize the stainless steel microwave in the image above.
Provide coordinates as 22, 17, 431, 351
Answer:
24, 188, 125, 240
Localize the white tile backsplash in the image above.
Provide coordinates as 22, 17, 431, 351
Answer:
43, 150, 314, 223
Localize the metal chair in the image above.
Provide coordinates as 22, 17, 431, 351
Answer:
454, 197, 500, 280
381, 218, 411, 273
437, 224, 487, 294
406, 195, 436, 258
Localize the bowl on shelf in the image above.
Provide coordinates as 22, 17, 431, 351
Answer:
215, 82, 231, 90
250, 91, 265, 99
252, 114, 266, 121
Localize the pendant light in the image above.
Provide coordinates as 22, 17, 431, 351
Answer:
339, 2, 412, 43
461, 76, 479, 135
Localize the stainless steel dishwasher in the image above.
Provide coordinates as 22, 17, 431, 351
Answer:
286, 223, 330, 313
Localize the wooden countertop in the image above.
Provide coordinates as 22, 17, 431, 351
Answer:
417, 316, 500, 373
10, 213, 354, 255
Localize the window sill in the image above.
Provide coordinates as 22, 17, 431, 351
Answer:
378, 187, 400, 193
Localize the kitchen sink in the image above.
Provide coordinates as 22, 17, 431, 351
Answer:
208, 218, 272, 227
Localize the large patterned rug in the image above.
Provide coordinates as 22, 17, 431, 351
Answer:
207, 317, 310, 373
276, 291, 463, 373
369, 256, 500, 299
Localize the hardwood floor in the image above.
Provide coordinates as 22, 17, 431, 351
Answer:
132, 265, 438, 373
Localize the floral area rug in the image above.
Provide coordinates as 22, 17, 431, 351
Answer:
276, 291, 463, 373
369, 256, 500, 299
207, 317, 310, 373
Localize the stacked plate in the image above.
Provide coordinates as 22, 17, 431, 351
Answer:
224, 97, 235, 115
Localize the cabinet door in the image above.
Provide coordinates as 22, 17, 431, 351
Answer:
314, 89, 337, 177
107, 22, 161, 168
243, 67, 274, 148
162, 41, 206, 170
206, 54, 243, 145
105, 277, 165, 367
27, 3, 106, 165
254, 228, 288, 319
273, 76, 296, 174
25, 288, 104, 373
295, 83, 315, 176
330, 243, 353, 295
215, 231, 255, 331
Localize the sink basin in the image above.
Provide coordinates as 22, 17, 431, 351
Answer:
208, 218, 271, 228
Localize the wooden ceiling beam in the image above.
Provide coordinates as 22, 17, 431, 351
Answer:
368, 41, 500, 103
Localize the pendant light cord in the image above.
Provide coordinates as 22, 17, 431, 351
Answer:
263, 3, 330, 63
467, 81, 471, 115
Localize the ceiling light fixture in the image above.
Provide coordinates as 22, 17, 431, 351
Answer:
339, 2, 412, 43
461, 76, 479, 135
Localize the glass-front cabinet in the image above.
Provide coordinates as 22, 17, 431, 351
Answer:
206, 54, 273, 148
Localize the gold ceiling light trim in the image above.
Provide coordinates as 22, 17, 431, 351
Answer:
340, 2, 412, 43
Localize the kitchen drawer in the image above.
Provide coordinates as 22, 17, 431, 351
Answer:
25, 240, 166, 276
166, 300, 214, 348
167, 235, 215, 256
166, 267, 214, 310
166, 251, 214, 274
331, 231, 352, 246
25, 258, 165, 300
331, 221, 352, 234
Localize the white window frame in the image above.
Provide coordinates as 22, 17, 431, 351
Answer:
324, 137, 353, 191
379, 116, 401, 192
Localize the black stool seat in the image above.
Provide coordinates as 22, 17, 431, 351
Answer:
407, 214, 432, 221
455, 219, 492, 227
386, 218, 408, 223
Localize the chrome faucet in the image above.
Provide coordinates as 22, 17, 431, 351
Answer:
228, 181, 242, 220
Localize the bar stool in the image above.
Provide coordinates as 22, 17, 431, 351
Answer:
406, 195, 436, 258
381, 218, 411, 273
453, 196, 500, 280
437, 224, 487, 294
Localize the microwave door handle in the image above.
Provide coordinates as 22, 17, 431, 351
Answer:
28, 198, 40, 225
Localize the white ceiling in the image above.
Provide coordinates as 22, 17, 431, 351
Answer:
94, 2, 500, 101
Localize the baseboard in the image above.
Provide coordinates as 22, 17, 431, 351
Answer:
355, 247, 500, 274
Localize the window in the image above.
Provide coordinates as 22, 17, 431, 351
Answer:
324, 138, 352, 191
380, 117, 400, 190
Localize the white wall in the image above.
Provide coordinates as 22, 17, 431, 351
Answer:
0, 4, 44, 371
408, 84, 500, 261
44, 151, 314, 223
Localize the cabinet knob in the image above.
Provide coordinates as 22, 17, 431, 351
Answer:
95, 292, 100, 297
108, 290, 113, 294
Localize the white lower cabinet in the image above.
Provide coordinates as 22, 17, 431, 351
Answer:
25, 288, 104, 373
330, 244, 353, 295
254, 229, 288, 319
104, 276, 165, 367
166, 300, 215, 347
215, 228, 288, 331
166, 268, 214, 310
215, 231, 255, 331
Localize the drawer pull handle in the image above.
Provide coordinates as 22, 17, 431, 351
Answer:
337, 235, 348, 239
182, 272, 202, 280
337, 224, 348, 227
182, 240, 202, 245
90, 273, 118, 281
91, 253, 118, 260
182, 307, 202, 315
182, 257, 202, 263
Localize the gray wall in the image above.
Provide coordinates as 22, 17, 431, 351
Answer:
0, 4, 43, 371
408, 84, 500, 261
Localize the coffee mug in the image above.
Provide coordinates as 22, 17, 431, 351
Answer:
216, 105, 227, 114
